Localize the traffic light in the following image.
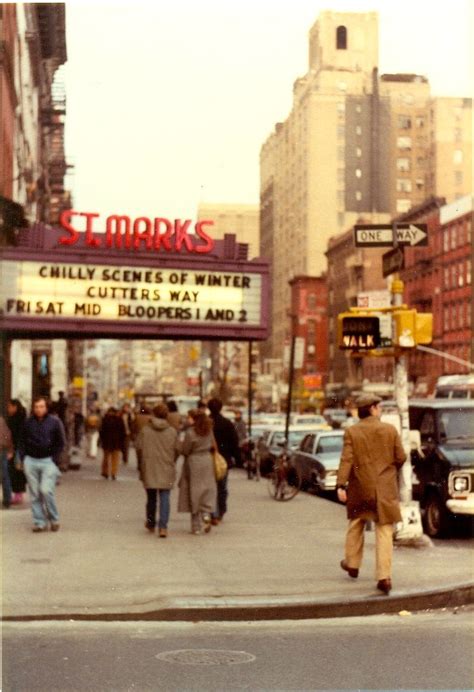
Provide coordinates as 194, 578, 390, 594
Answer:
337, 312, 381, 350
392, 310, 433, 347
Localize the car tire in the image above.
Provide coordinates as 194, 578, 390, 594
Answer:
423, 492, 450, 538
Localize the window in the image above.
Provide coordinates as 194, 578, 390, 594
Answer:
455, 171, 463, 185
356, 147, 362, 158
336, 25, 347, 50
459, 264, 464, 287
403, 93, 414, 104
355, 191, 362, 201
307, 319, 316, 336
451, 225, 457, 249
420, 413, 435, 441
337, 189, 344, 203
398, 115, 412, 129
416, 178, 424, 190
397, 179, 412, 192
396, 199, 411, 213
337, 81, 347, 92
453, 149, 463, 164
444, 306, 450, 331
337, 145, 345, 161
459, 302, 465, 328
355, 125, 362, 136
467, 259, 471, 285
397, 136, 412, 150
454, 128, 462, 142
337, 168, 345, 182
337, 125, 345, 138
307, 293, 316, 310
356, 104, 362, 114
444, 266, 450, 288
355, 168, 362, 178
301, 434, 315, 453
416, 116, 425, 128
337, 102, 345, 112
451, 264, 457, 287
397, 158, 410, 172
443, 230, 449, 253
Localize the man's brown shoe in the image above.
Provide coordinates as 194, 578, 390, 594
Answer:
377, 578, 392, 595
50, 523, 60, 532
159, 528, 168, 538
340, 559, 359, 579
32, 526, 47, 532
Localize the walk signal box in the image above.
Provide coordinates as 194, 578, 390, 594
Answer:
338, 314, 381, 350
338, 309, 433, 351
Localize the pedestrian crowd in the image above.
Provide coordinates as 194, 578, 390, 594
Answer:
2, 390, 406, 594
1, 394, 242, 539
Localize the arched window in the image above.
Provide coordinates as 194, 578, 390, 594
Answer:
336, 25, 347, 50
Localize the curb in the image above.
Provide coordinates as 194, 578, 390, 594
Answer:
3, 583, 473, 623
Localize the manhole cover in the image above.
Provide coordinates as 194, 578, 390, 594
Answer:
155, 649, 256, 666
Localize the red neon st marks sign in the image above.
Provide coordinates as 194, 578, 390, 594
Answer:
58, 210, 215, 254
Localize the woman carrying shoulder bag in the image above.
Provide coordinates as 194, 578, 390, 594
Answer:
178, 409, 217, 535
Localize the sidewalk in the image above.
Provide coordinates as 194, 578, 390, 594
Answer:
2, 450, 473, 621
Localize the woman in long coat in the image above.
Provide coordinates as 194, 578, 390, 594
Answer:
178, 410, 216, 535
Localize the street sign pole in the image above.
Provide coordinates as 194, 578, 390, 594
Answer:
285, 321, 296, 446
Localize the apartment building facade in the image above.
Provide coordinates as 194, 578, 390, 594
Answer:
259, 10, 472, 365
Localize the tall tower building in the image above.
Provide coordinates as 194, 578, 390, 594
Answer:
260, 10, 472, 363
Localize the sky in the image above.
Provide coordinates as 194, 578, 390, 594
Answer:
62, 0, 473, 223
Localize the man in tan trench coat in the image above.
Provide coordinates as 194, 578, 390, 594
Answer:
337, 393, 406, 594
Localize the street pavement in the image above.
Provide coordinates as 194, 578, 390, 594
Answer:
3, 610, 473, 690
1, 448, 473, 620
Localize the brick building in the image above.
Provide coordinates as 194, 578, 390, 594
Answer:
289, 275, 328, 409
401, 194, 473, 392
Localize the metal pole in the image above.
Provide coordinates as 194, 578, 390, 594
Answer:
81, 341, 88, 419
392, 277, 412, 503
285, 327, 296, 445
247, 341, 253, 440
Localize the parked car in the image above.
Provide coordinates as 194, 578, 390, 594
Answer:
409, 399, 474, 537
289, 413, 332, 429
257, 425, 325, 476
291, 431, 345, 493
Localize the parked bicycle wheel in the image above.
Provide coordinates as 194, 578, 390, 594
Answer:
267, 454, 301, 501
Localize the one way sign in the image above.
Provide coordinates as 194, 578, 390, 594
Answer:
354, 223, 428, 248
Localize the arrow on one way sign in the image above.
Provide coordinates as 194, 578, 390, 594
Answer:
354, 224, 428, 248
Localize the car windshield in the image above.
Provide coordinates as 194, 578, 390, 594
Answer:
438, 410, 474, 441
316, 436, 344, 454
272, 430, 311, 447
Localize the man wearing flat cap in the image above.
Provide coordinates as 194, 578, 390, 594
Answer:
336, 393, 406, 594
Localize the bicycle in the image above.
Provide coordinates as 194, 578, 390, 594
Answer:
267, 446, 301, 501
